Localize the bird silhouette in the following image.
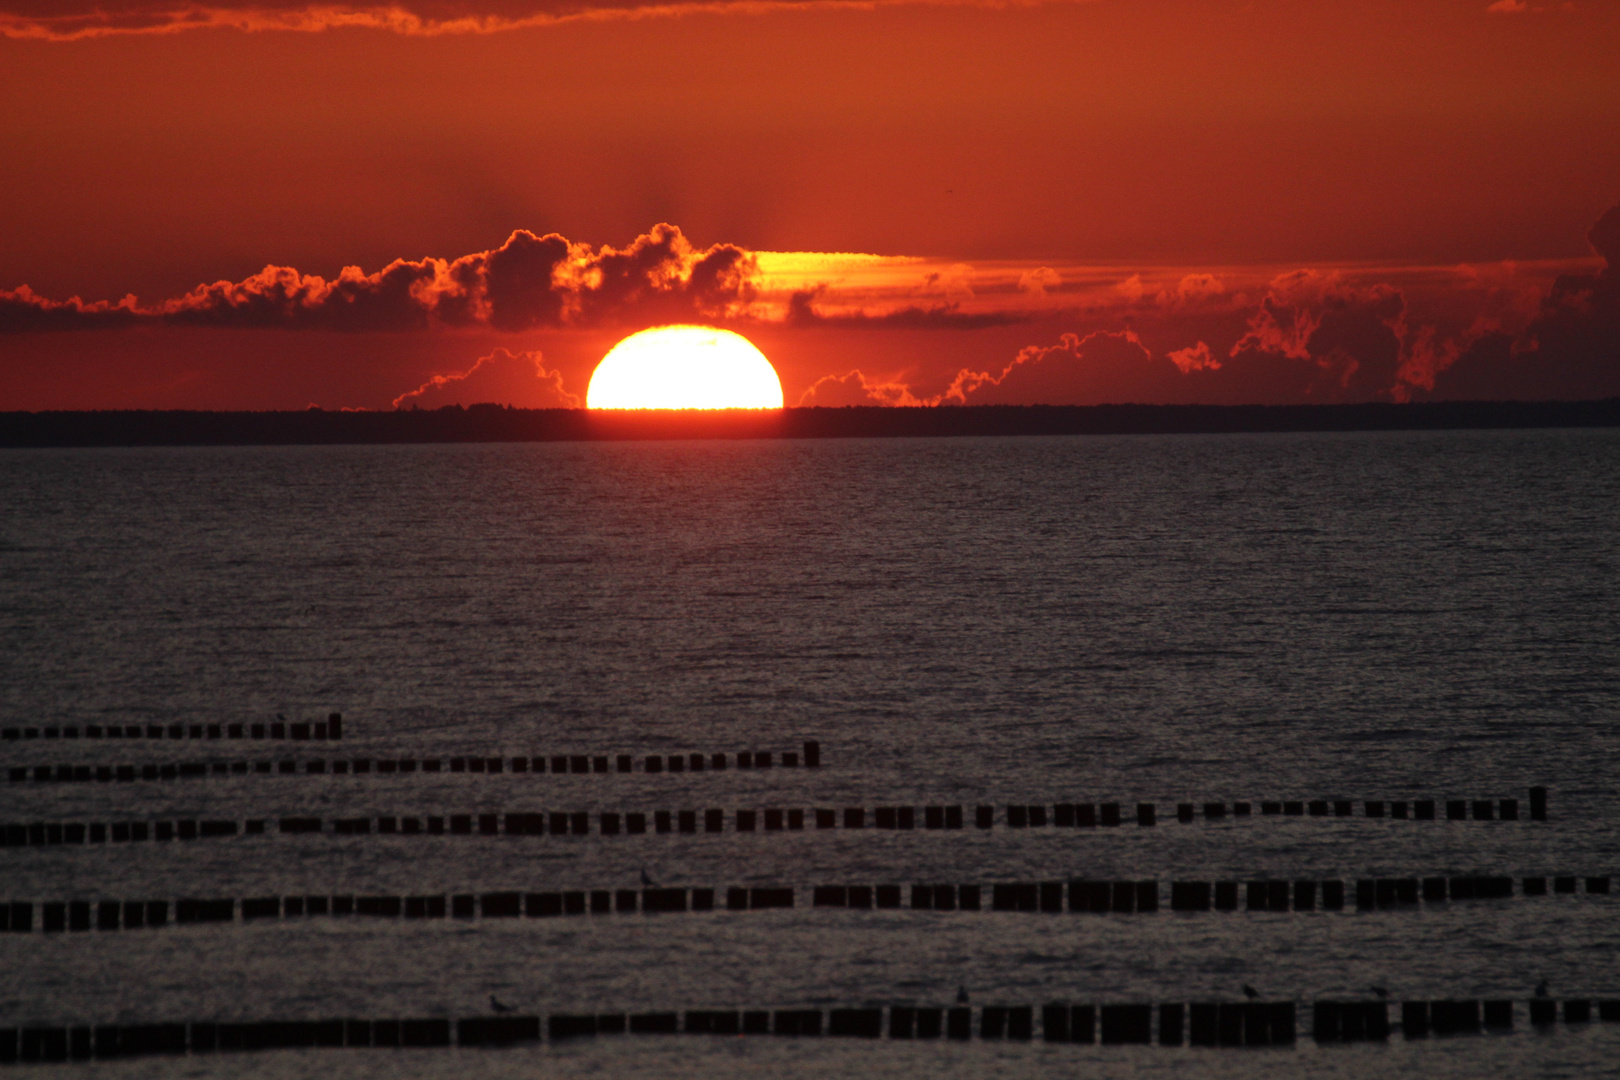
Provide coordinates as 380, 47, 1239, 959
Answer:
1242, 985, 1260, 1000
276, 713, 286, 721
640, 867, 656, 887
490, 994, 514, 1014
956, 986, 969, 1004
1536, 980, 1550, 998
1369, 987, 1389, 999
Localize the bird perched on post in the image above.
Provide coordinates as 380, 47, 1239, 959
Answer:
490, 994, 514, 1014
956, 986, 969, 1004
640, 867, 656, 887
1242, 985, 1260, 1000
1536, 980, 1549, 998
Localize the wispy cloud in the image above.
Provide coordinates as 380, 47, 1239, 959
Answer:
0, 0, 1091, 41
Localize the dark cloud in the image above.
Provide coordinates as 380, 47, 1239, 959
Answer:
0, 224, 755, 334
1433, 201, 1620, 400
946, 329, 1193, 405
391, 347, 580, 409
0, 286, 142, 332
784, 288, 1026, 331
796, 369, 928, 407
571, 224, 757, 326
1227, 271, 1408, 400
473, 230, 572, 331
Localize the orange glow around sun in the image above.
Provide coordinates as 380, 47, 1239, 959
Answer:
586, 325, 784, 409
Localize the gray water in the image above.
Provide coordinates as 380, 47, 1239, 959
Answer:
2, 430, 1618, 1078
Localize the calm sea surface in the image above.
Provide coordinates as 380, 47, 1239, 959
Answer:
1, 430, 1618, 1078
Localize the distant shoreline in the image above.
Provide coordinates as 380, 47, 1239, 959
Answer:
2, 400, 1618, 447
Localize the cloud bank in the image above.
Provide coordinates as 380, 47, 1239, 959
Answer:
0, 223, 755, 333
7, 203, 1618, 408
804, 201, 1620, 407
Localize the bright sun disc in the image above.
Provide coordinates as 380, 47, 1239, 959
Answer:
586, 325, 783, 409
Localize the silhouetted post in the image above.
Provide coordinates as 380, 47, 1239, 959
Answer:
1100, 1005, 1151, 1044
1170, 882, 1211, 911
1530, 786, 1547, 821
1320, 1002, 1350, 1042
1159, 1004, 1184, 1045
804, 741, 820, 768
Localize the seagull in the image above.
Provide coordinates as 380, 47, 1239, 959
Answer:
1242, 985, 1260, 1000
956, 986, 969, 1004
1535, 980, 1549, 998
490, 994, 514, 1014
640, 867, 656, 887
1369, 987, 1389, 999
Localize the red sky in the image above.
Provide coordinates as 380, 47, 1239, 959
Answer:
2, 0, 1618, 410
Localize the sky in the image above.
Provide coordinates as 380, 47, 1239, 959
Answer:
2, 0, 1618, 410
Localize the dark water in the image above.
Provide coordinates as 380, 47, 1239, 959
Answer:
1, 431, 1618, 1078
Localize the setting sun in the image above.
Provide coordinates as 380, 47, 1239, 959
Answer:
586, 326, 784, 410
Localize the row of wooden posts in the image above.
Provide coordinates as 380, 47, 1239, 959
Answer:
5, 743, 823, 781
1, 759, 1541, 828
0, 791, 1551, 848
1, 716, 343, 741
7, 998, 1619, 1062
4, 872, 1613, 931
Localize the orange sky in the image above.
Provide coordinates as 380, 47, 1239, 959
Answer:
2, 0, 1618, 409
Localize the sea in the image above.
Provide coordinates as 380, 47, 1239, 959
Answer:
1, 429, 1618, 1079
